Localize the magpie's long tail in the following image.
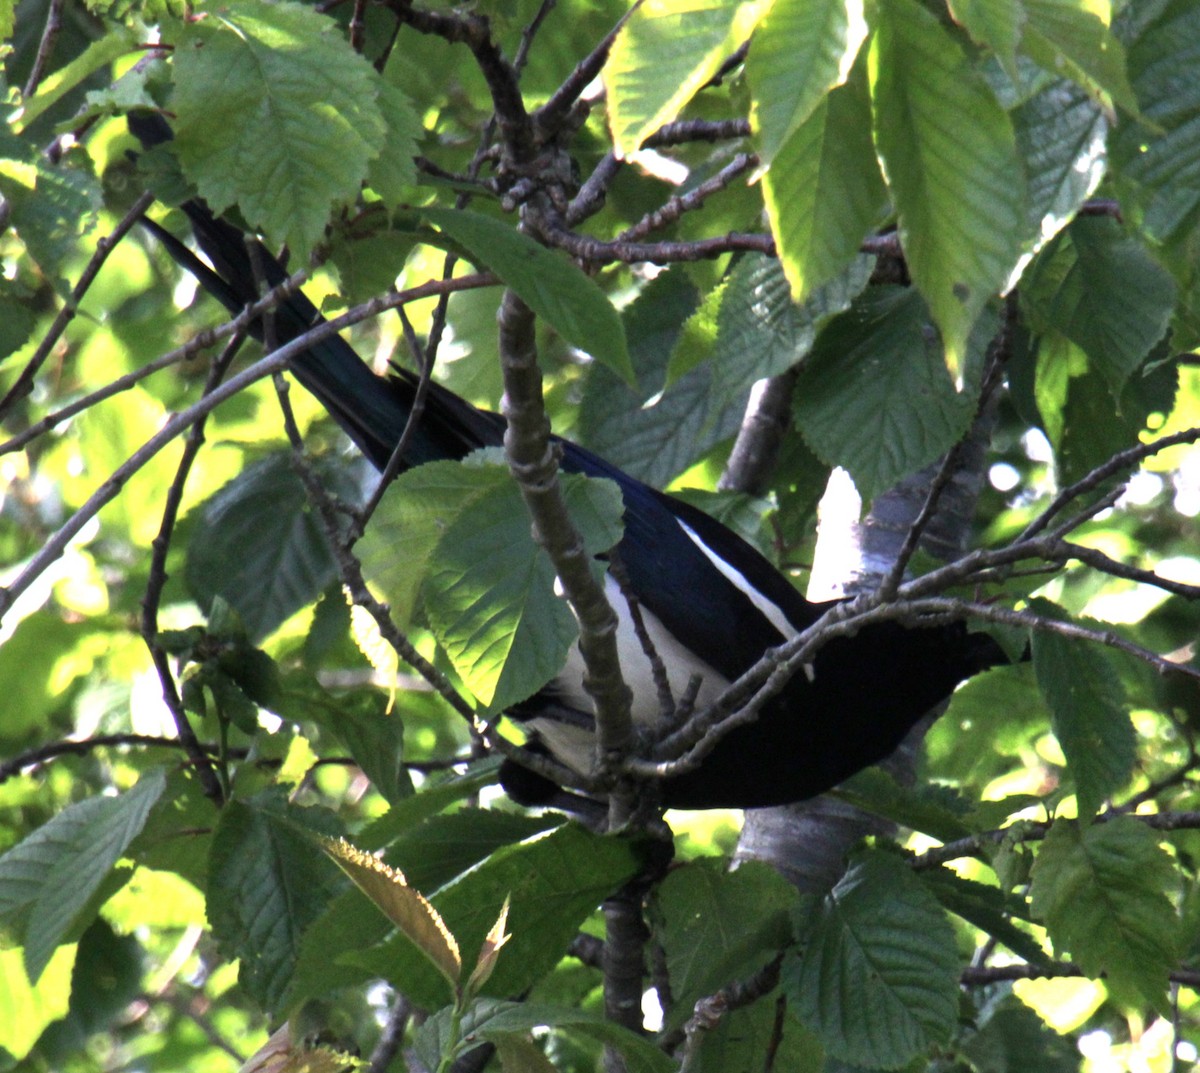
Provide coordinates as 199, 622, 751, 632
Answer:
129, 112, 501, 473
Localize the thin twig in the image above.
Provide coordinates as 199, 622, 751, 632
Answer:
0, 191, 155, 421
1018, 425, 1200, 541
356, 306, 433, 530
0, 733, 226, 784
537, 213, 776, 265
534, 6, 633, 137
21, 0, 66, 98
140, 330, 248, 803
643, 118, 751, 148
616, 152, 757, 244
879, 304, 1014, 599
0, 272, 497, 623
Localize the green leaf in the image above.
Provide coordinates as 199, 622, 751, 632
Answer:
11, 26, 137, 131
581, 269, 746, 488
1020, 0, 1138, 114
930, 664, 1049, 789
606, 0, 771, 157
1022, 217, 1175, 392
356, 759, 503, 851
961, 993, 1080, 1073
705, 249, 873, 413
0, 133, 102, 292
4, 771, 166, 983
0, 945, 75, 1060
948, 0, 1023, 80
367, 80, 421, 211
834, 768, 974, 844
871, 0, 1026, 380
1056, 354, 1177, 484
1013, 80, 1107, 254
1030, 817, 1179, 1008
920, 868, 1049, 967
650, 860, 797, 1030
792, 287, 979, 501
375, 457, 621, 712
349, 824, 641, 1009
359, 458, 502, 630
684, 1001, 824, 1073
1110, 0, 1200, 246
786, 849, 960, 1067
383, 811, 562, 894
0, 291, 36, 361
764, 58, 886, 305
422, 207, 631, 381
206, 795, 344, 1013
0, 614, 89, 743
746, 0, 868, 165
281, 672, 413, 805
1030, 607, 1135, 817
171, 0, 387, 258
186, 453, 359, 642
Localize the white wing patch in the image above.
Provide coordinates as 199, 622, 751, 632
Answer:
676, 520, 798, 641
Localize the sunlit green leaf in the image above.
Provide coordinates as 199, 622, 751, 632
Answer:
170, 0, 387, 258
764, 58, 885, 305
871, 0, 1026, 380
4, 770, 166, 982
606, 0, 771, 157
747, 0, 867, 165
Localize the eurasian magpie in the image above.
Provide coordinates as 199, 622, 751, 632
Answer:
130, 114, 1006, 811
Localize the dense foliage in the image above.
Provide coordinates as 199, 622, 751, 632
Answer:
1, 0, 1199, 1070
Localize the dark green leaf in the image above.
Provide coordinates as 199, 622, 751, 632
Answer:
1013, 80, 1107, 253
960, 993, 1080, 1073
793, 287, 979, 501
705, 253, 873, 412
1110, 0, 1200, 246
920, 868, 1048, 967
1030, 817, 1179, 1009
650, 860, 797, 1030
478, 1001, 676, 1073
186, 453, 359, 642
834, 768, 974, 844
349, 823, 641, 1008
206, 795, 344, 1013
786, 849, 960, 1067
1030, 604, 1135, 816
684, 1000, 823, 1073
582, 269, 744, 488
1023, 217, 1175, 392
423, 207, 631, 381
